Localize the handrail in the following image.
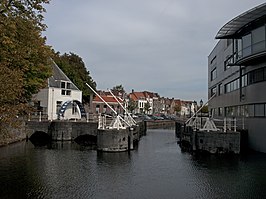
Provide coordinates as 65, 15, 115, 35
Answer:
85, 83, 130, 128
185, 94, 216, 124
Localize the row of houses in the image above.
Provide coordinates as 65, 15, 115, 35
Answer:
32, 61, 196, 121
91, 89, 195, 117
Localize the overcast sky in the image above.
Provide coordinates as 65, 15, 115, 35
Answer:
43, 0, 265, 103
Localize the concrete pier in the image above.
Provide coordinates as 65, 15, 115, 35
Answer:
97, 128, 130, 152
176, 121, 243, 154
26, 120, 145, 152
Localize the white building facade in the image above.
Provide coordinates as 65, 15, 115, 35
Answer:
33, 61, 84, 120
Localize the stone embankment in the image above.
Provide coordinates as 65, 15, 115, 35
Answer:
176, 121, 248, 154
0, 121, 27, 146
145, 120, 176, 129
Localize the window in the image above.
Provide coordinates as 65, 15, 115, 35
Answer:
225, 78, 240, 93
224, 56, 233, 70
249, 68, 264, 84
56, 101, 62, 114
252, 26, 265, 53
61, 81, 65, 88
211, 68, 217, 81
225, 84, 229, 93
72, 102, 78, 115
242, 33, 252, 57
237, 39, 242, 59
218, 107, 223, 116
61, 81, 71, 96
211, 108, 217, 117
67, 82, 71, 89
218, 83, 222, 95
103, 105, 107, 113
66, 90, 71, 96
210, 56, 216, 65
255, 104, 264, 117
223, 106, 236, 117
96, 105, 100, 113
241, 74, 248, 87
241, 105, 249, 117
211, 87, 216, 96
248, 105, 254, 117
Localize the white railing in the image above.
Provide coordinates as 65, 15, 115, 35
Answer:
186, 116, 241, 133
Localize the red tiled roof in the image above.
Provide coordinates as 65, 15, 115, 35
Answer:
130, 92, 147, 101
93, 95, 123, 104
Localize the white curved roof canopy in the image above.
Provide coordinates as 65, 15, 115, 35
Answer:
215, 3, 266, 39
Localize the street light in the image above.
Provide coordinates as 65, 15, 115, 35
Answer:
200, 99, 203, 128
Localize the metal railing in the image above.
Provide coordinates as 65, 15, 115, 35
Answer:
186, 116, 245, 133
28, 111, 99, 122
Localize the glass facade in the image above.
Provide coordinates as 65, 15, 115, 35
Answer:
213, 103, 266, 118
211, 68, 217, 81
223, 66, 266, 94
236, 24, 266, 61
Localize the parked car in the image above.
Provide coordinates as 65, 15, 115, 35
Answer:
137, 114, 152, 121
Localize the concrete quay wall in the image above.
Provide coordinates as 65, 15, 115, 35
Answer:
195, 131, 240, 154
26, 121, 98, 141
26, 121, 145, 152
177, 121, 242, 154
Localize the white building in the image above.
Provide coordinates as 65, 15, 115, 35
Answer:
180, 101, 195, 117
33, 61, 85, 120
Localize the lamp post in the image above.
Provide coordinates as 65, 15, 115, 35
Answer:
200, 99, 203, 128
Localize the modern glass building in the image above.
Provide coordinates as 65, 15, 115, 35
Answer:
208, 3, 266, 152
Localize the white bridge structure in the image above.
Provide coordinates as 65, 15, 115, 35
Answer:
185, 94, 241, 132
86, 83, 137, 130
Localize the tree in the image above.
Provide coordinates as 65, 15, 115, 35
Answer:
174, 105, 181, 115
1, 16, 52, 100
127, 98, 137, 113
0, 0, 51, 136
0, 0, 50, 31
52, 52, 96, 103
201, 105, 208, 113
112, 85, 125, 93
0, 66, 27, 137
144, 102, 151, 114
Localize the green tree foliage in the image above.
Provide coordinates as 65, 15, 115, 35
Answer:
144, 102, 151, 114
0, 0, 49, 30
112, 85, 125, 93
0, 15, 52, 100
174, 105, 181, 115
53, 52, 96, 103
201, 105, 208, 113
127, 98, 137, 113
0, 0, 51, 135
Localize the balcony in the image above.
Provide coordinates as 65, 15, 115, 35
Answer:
226, 40, 266, 66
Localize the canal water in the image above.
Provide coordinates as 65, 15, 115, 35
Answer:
1, 129, 266, 199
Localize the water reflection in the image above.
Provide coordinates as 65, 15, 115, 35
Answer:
1, 129, 266, 199
29, 138, 97, 151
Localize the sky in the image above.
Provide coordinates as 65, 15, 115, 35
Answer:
43, 0, 265, 103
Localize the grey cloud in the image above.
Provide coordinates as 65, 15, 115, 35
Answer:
44, 0, 265, 102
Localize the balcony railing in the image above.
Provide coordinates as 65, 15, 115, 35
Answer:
235, 40, 266, 65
